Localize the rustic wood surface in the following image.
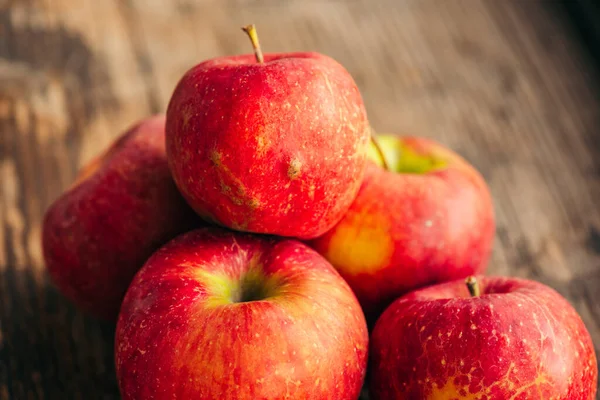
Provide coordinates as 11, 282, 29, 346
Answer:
1, 0, 600, 398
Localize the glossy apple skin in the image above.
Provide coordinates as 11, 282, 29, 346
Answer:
369, 276, 598, 399
115, 227, 369, 400
42, 116, 199, 320
166, 52, 369, 239
308, 136, 495, 320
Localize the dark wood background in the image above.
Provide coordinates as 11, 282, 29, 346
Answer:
1, 0, 600, 398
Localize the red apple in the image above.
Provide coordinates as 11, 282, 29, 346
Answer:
308, 135, 495, 320
42, 115, 199, 320
115, 227, 369, 400
165, 25, 370, 239
369, 275, 598, 399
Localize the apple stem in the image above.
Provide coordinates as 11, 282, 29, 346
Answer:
370, 133, 390, 171
466, 276, 481, 297
241, 24, 264, 64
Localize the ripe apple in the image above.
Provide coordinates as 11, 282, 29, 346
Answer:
42, 115, 199, 320
308, 134, 495, 320
369, 275, 598, 399
165, 25, 370, 239
115, 227, 369, 400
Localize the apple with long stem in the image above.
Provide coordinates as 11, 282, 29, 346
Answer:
369, 275, 598, 399
165, 24, 370, 239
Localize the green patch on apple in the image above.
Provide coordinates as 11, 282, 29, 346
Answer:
197, 263, 283, 306
368, 134, 448, 174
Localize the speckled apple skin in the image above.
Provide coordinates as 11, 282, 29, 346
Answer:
42, 116, 199, 320
370, 276, 598, 399
308, 136, 495, 319
165, 52, 370, 239
115, 227, 369, 400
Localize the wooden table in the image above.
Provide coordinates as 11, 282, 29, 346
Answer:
1, 0, 599, 398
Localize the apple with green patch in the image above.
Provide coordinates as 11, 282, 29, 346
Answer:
115, 227, 369, 399
308, 134, 495, 321
369, 275, 598, 399
165, 25, 370, 239
42, 115, 198, 320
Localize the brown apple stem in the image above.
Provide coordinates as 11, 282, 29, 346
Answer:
370, 134, 390, 171
466, 276, 481, 297
241, 24, 264, 64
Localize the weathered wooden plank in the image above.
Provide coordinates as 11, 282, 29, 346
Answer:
1, 0, 599, 398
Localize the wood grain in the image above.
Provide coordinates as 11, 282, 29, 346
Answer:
1, 0, 599, 398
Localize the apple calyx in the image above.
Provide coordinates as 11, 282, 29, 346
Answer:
466, 276, 481, 297
370, 133, 390, 171
241, 24, 264, 64
229, 269, 281, 304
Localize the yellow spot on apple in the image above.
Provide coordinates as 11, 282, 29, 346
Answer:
220, 181, 232, 194
428, 380, 480, 400
325, 211, 393, 275
308, 184, 315, 200
287, 158, 302, 180
209, 150, 222, 167
256, 136, 268, 156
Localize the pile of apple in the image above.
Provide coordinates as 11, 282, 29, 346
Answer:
42, 26, 597, 399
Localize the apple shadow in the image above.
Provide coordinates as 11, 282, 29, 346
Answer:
0, 266, 120, 399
